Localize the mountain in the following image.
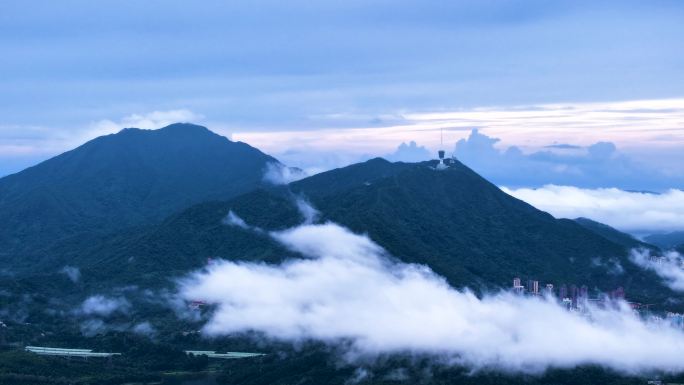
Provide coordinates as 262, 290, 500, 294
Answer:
644, 231, 684, 250
0, 123, 278, 267
574, 217, 657, 250
289, 159, 664, 299
2, 155, 677, 384
48, 158, 670, 302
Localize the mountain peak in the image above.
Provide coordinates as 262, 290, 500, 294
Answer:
0, 123, 278, 261
158, 122, 213, 134
116, 123, 218, 138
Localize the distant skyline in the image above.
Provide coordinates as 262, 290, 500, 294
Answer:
2, 1, 683, 188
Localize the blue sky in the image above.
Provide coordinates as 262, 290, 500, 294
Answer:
1, 0, 683, 188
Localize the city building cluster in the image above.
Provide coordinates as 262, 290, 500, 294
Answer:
513, 277, 626, 310
511, 277, 684, 329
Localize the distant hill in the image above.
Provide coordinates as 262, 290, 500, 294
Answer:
49, 158, 671, 302
0, 123, 278, 267
645, 231, 684, 250
574, 217, 657, 250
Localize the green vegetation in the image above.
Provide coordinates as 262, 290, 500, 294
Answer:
0, 123, 277, 272
574, 217, 657, 251
0, 131, 678, 384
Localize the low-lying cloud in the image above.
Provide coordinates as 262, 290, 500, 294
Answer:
263, 162, 308, 185
79, 295, 131, 317
60, 265, 81, 283
179, 221, 684, 374
631, 249, 684, 292
222, 210, 250, 229
502, 185, 684, 233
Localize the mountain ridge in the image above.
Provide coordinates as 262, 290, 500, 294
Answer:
0, 123, 279, 266
35, 157, 672, 303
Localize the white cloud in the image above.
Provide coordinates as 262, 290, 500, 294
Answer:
132, 321, 157, 337
631, 249, 684, 292
222, 210, 250, 229
222, 210, 265, 233
180, 221, 684, 374
79, 295, 130, 317
385, 141, 432, 163
262, 162, 308, 185
295, 198, 319, 224
502, 185, 684, 233
60, 265, 81, 283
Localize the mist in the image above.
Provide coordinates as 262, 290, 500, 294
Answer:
631, 249, 684, 292
79, 295, 130, 317
263, 162, 308, 185
179, 221, 684, 374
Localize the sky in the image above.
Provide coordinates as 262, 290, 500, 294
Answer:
1, 1, 683, 223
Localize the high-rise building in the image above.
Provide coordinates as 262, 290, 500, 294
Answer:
544, 284, 554, 296
512, 277, 524, 294
611, 287, 625, 300
570, 284, 578, 307
580, 285, 588, 301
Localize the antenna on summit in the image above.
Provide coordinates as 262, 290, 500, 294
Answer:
435, 127, 448, 170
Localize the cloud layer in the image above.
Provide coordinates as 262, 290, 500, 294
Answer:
631, 249, 684, 292
502, 185, 684, 233
180, 221, 684, 374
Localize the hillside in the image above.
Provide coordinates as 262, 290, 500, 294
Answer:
49, 158, 672, 302
290, 160, 665, 299
645, 231, 684, 250
574, 217, 657, 250
0, 123, 278, 267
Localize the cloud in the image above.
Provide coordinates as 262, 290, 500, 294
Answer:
80, 318, 107, 337
453, 129, 684, 190
79, 295, 131, 317
591, 257, 624, 276
296, 198, 319, 225
235, 99, 684, 187
179, 221, 684, 374
501, 185, 684, 233
222, 210, 250, 229
60, 265, 80, 283
385, 141, 432, 163
631, 249, 684, 292
222, 210, 264, 233
262, 162, 308, 185
545, 144, 582, 149
132, 321, 157, 337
